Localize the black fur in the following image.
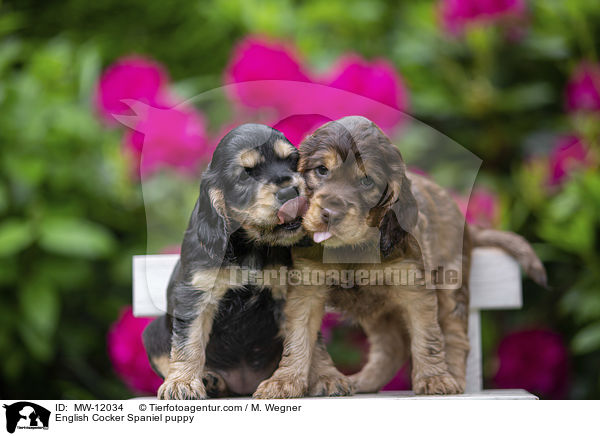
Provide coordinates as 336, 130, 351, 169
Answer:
206, 286, 284, 372
143, 314, 172, 378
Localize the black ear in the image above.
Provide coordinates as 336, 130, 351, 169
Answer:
379, 175, 418, 257
391, 176, 418, 232
181, 173, 230, 269
379, 209, 404, 258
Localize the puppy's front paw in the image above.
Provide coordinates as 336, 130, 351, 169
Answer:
413, 373, 462, 395
348, 373, 378, 393
158, 377, 207, 400
451, 375, 466, 394
309, 372, 354, 397
253, 375, 306, 399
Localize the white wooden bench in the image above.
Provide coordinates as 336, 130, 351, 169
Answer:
132, 247, 537, 399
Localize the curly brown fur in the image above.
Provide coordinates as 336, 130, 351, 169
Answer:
258, 116, 472, 397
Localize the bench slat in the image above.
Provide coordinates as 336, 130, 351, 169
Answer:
135, 389, 537, 400
132, 247, 522, 317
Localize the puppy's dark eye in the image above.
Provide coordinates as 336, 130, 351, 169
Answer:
315, 165, 329, 177
360, 176, 374, 188
239, 168, 251, 181
288, 153, 299, 168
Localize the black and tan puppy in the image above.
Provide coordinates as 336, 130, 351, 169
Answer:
143, 124, 310, 399
254, 116, 546, 398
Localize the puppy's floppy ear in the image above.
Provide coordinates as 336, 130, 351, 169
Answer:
377, 150, 418, 257
182, 172, 230, 268
390, 172, 418, 231
378, 175, 418, 257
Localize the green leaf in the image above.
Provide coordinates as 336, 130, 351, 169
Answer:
19, 280, 60, 335
0, 256, 18, 285
39, 217, 116, 258
35, 258, 93, 291
538, 209, 595, 254
499, 83, 554, 112
18, 323, 54, 362
0, 182, 8, 215
560, 278, 600, 324
18, 280, 60, 362
3, 154, 46, 187
0, 219, 34, 256
581, 171, 600, 209
2, 349, 25, 380
548, 183, 581, 221
572, 322, 600, 355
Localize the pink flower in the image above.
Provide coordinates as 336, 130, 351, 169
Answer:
107, 307, 163, 394
440, 0, 527, 34
494, 329, 569, 399
323, 56, 408, 131
96, 56, 170, 123
565, 62, 600, 113
224, 37, 311, 113
456, 188, 500, 228
273, 114, 332, 147
381, 363, 412, 391
123, 103, 210, 178
225, 37, 410, 139
548, 135, 590, 185
225, 37, 311, 83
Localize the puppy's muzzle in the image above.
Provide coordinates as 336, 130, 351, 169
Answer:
318, 194, 349, 226
309, 194, 353, 243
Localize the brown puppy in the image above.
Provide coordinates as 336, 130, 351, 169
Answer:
254, 116, 471, 397
254, 116, 547, 399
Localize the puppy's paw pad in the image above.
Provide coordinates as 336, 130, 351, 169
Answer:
310, 373, 354, 397
253, 377, 306, 399
158, 378, 207, 400
413, 374, 462, 395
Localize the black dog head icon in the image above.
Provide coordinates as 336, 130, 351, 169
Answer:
3, 402, 50, 434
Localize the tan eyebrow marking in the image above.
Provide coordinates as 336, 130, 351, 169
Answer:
239, 149, 263, 168
274, 139, 295, 159
322, 150, 341, 170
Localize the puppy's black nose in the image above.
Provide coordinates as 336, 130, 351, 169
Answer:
276, 186, 299, 204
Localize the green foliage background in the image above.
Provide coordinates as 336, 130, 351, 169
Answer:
0, 0, 599, 399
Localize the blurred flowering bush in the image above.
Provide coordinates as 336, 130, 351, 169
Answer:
224, 36, 409, 143
1, 0, 599, 399
494, 329, 569, 399
95, 56, 171, 123
440, 0, 528, 35
107, 307, 162, 394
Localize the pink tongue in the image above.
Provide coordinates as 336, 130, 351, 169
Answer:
313, 231, 332, 243
277, 196, 308, 224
